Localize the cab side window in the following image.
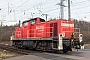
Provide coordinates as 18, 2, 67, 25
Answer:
23, 22, 28, 26
40, 19, 45, 22
30, 20, 35, 24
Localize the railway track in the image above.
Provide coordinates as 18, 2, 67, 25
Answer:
0, 44, 40, 55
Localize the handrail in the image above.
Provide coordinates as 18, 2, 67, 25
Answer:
14, 27, 54, 38
27, 27, 53, 38
61, 27, 74, 37
61, 27, 80, 38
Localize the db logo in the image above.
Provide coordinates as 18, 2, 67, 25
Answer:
36, 26, 44, 29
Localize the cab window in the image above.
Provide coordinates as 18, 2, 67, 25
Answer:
30, 20, 35, 24
23, 22, 28, 26
40, 19, 45, 22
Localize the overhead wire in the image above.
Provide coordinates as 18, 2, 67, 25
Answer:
15, 0, 53, 14
5, 0, 50, 17
5, 0, 52, 19
14, 0, 30, 10
4, 0, 90, 21
71, 0, 90, 6
15, 0, 90, 16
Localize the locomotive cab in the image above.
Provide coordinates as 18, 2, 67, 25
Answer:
22, 18, 45, 27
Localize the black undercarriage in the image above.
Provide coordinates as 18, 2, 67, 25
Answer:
11, 37, 82, 53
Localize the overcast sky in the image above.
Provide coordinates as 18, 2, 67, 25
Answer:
0, 0, 90, 25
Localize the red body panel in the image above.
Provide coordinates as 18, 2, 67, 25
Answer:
14, 18, 74, 39
14, 27, 22, 38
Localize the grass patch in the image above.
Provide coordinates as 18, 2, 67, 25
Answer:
0, 51, 17, 59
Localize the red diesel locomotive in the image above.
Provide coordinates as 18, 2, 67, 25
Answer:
10, 17, 84, 53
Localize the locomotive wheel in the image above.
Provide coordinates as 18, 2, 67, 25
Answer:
41, 43, 46, 51
63, 50, 68, 53
63, 43, 70, 53
41, 46, 46, 51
